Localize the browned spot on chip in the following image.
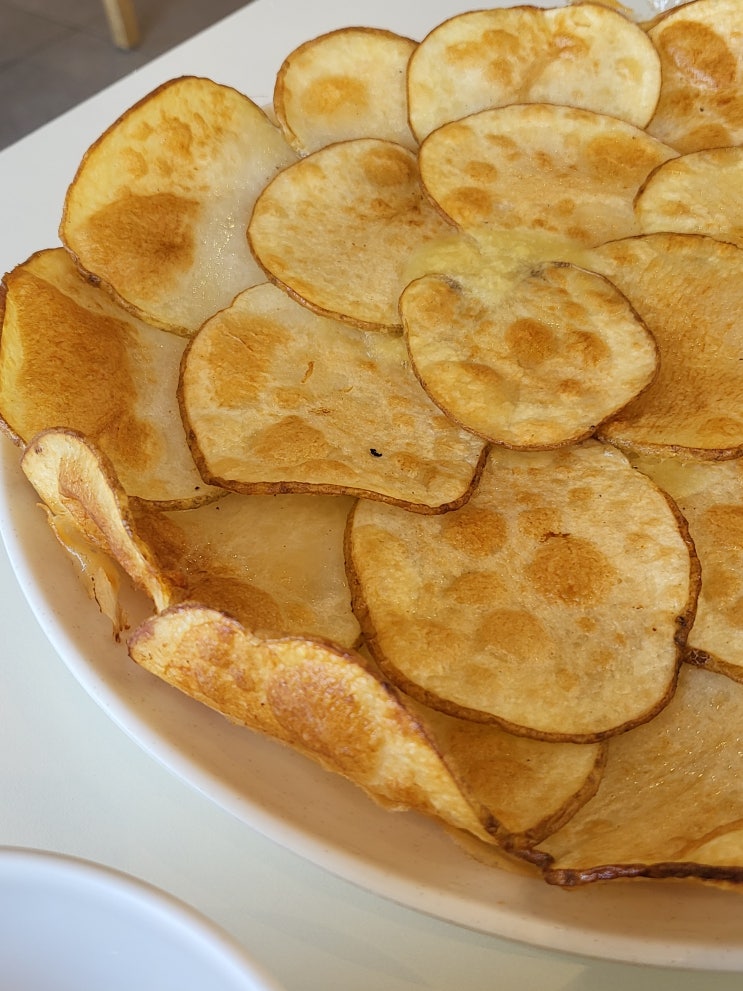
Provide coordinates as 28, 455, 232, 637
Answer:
526, 534, 617, 606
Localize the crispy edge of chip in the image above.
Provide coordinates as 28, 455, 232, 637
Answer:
343, 456, 701, 744
127, 600, 494, 840
177, 330, 490, 516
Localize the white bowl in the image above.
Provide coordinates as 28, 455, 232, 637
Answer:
0, 847, 284, 991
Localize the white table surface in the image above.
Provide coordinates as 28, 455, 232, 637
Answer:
1, 1, 742, 988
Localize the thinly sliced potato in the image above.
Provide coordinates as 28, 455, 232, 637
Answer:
647, 0, 743, 153
347, 441, 698, 742
418, 104, 676, 245
21, 428, 361, 645
60, 76, 297, 335
274, 27, 417, 153
248, 138, 456, 330
401, 259, 658, 449
0, 248, 218, 506
591, 233, 743, 459
632, 454, 743, 682
21, 429, 169, 632
536, 665, 743, 885
407, 3, 662, 142
128, 602, 493, 841
180, 282, 487, 512
132, 493, 360, 645
636, 147, 743, 246
403, 695, 607, 850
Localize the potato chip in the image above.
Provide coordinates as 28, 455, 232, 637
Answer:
346, 441, 697, 741
132, 493, 360, 644
407, 3, 662, 142
647, 0, 743, 153
402, 695, 607, 849
636, 146, 743, 246
60, 76, 297, 335
400, 259, 658, 449
0, 249, 218, 506
247, 138, 456, 330
591, 233, 743, 459
632, 454, 743, 683
180, 282, 487, 512
418, 104, 677, 245
274, 27, 417, 154
535, 665, 743, 885
128, 602, 493, 840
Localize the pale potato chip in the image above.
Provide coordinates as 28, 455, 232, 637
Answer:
274, 27, 417, 153
535, 664, 743, 885
132, 492, 360, 645
407, 3, 662, 141
128, 602, 493, 840
632, 454, 743, 682
247, 138, 455, 330
402, 695, 607, 849
346, 441, 698, 741
418, 104, 677, 244
401, 259, 658, 448
0, 249, 218, 507
591, 233, 743, 459
180, 282, 487, 512
636, 146, 743, 246
21, 429, 170, 624
60, 76, 297, 335
647, 0, 743, 153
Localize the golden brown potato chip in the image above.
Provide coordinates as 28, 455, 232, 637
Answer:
636, 146, 743, 246
0, 248, 218, 506
347, 441, 698, 742
647, 0, 743, 153
128, 602, 493, 840
418, 104, 677, 245
407, 3, 662, 142
632, 454, 743, 683
248, 138, 455, 330
180, 282, 487, 512
591, 233, 743, 459
535, 664, 743, 885
402, 695, 607, 850
274, 27, 417, 154
21, 429, 169, 631
132, 492, 360, 645
400, 257, 658, 449
60, 76, 297, 335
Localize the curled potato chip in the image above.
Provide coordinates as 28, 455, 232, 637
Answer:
60, 76, 297, 335
0, 248, 218, 506
347, 442, 698, 742
636, 147, 743, 246
535, 665, 743, 885
418, 104, 677, 245
407, 4, 661, 142
274, 27, 417, 153
128, 602, 492, 840
400, 257, 658, 449
21, 429, 361, 645
647, 0, 743, 153
180, 282, 487, 512
248, 138, 455, 329
591, 233, 743, 459
632, 454, 743, 683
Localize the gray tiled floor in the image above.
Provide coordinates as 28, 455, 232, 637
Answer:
0, 0, 250, 149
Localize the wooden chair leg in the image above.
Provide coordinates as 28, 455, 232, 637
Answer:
102, 0, 141, 50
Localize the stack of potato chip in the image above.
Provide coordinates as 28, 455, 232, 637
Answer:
4, 0, 743, 890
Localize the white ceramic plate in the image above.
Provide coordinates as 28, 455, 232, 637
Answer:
0, 847, 284, 991
2, 0, 742, 974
